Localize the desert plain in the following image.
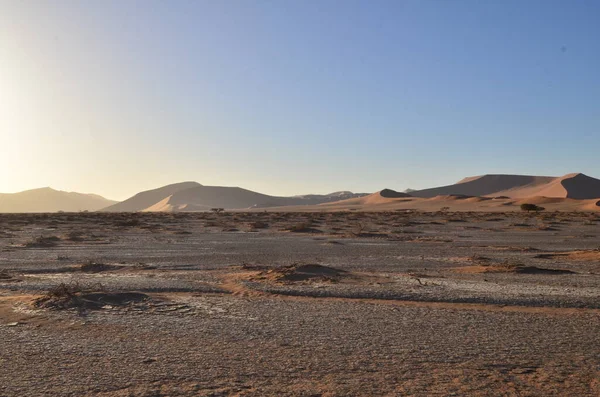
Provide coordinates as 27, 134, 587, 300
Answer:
0, 210, 599, 396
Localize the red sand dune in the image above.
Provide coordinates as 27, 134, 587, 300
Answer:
495, 173, 600, 199
411, 173, 600, 200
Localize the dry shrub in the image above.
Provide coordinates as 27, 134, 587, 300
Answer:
286, 222, 320, 233
34, 281, 90, 310
253, 264, 348, 284
78, 261, 122, 273
0, 270, 18, 281
34, 281, 147, 311
65, 231, 85, 241
250, 221, 269, 229
115, 219, 141, 227
25, 235, 60, 248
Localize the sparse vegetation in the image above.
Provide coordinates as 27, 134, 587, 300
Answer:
0, 210, 599, 396
78, 261, 122, 273
249, 221, 269, 229
34, 281, 91, 310
286, 222, 320, 233
520, 203, 545, 212
0, 270, 16, 281
24, 235, 61, 248
34, 281, 147, 312
115, 218, 141, 227
65, 230, 85, 241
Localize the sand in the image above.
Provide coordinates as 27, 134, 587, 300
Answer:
410, 173, 600, 201
113, 173, 600, 213
1, 211, 600, 396
6, 173, 600, 214
411, 174, 557, 198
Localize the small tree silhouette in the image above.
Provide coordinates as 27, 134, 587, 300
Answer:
520, 203, 545, 212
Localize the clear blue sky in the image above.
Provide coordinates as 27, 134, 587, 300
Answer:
1, 0, 599, 200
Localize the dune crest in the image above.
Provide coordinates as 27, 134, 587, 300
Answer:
409, 173, 600, 200
102, 182, 202, 212
9, 172, 600, 214
493, 173, 600, 199
411, 175, 557, 198
103, 183, 368, 212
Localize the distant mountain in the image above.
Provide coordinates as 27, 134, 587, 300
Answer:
9, 173, 597, 214
101, 182, 201, 212
102, 182, 368, 212
408, 173, 600, 199
0, 187, 117, 213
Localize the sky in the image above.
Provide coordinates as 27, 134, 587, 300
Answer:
1, 0, 599, 201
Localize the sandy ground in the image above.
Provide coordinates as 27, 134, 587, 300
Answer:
272, 193, 600, 212
1, 211, 599, 396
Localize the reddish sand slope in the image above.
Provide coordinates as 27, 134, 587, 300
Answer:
410, 175, 556, 198
494, 173, 600, 199
102, 182, 202, 212
317, 189, 412, 207
411, 173, 600, 200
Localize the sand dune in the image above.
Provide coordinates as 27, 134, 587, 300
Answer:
267, 187, 600, 212
103, 182, 368, 212
292, 191, 367, 201
102, 182, 202, 212
272, 196, 600, 212
104, 173, 600, 213
152, 186, 368, 211
495, 173, 600, 199
359, 189, 412, 205
513, 196, 569, 205
410, 173, 600, 201
0, 187, 116, 213
13, 172, 597, 214
379, 189, 412, 199
144, 195, 215, 212
411, 174, 557, 198
583, 199, 600, 211
316, 189, 412, 207
144, 185, 287, 211
427, 194, 474, 201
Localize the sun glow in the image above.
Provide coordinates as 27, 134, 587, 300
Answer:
0, 61, 41, 192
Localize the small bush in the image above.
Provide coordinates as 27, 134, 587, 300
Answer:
520, 203, 545, 212
286, 222, 320, 233
115, 219, 140, 227
65, 231, 85, 241
250, 221, 269, 229
25, 235, 61, 248
34, 282, 145, 312
34, 282, 87, 310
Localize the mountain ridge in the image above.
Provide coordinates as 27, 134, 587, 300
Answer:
0, 187, 116, 213
3, 172, 600, 213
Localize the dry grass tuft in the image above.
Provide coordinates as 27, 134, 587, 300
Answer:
34, 281, 148, 312
24, 235, 61, 248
